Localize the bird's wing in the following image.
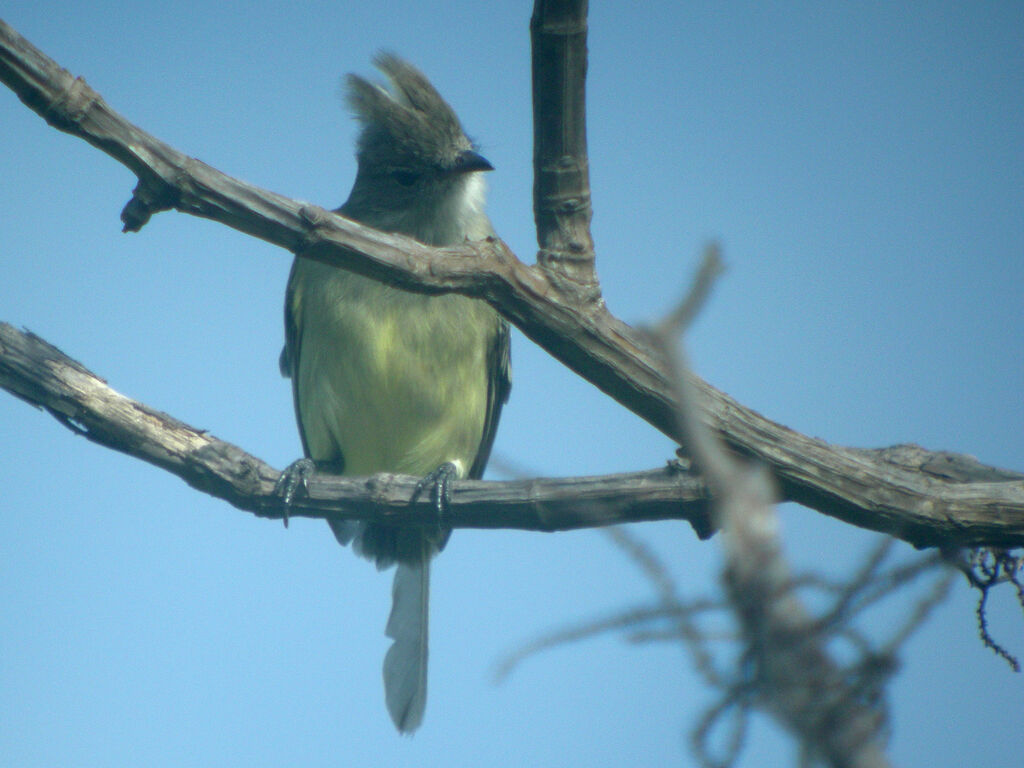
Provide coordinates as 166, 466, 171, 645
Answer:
280, 258, 315, 460
469, 317, 511, 480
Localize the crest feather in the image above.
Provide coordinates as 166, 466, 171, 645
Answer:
345, 54, 471, 170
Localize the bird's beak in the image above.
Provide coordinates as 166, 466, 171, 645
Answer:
452, 150, 494, 174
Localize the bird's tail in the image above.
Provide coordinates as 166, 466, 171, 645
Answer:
383, 550, 430, 733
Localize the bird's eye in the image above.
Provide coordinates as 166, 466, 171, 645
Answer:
391, 170, 419, 187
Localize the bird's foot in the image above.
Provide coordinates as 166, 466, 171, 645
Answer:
412, 461, 460, 516
274, 458, 317, 525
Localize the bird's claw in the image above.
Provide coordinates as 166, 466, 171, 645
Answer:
275, 458, 317, 525
412, 461, 459, 516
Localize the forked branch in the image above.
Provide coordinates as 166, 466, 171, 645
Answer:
0, 15, 1022, 548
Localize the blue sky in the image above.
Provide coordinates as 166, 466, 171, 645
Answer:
2, 2, 1021, 766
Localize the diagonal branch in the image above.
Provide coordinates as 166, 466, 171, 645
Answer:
1, 18, 1022, 548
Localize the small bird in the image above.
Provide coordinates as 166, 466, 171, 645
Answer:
278, 54, 510, 733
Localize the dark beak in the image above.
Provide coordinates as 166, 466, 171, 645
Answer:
452, 149, 494, 174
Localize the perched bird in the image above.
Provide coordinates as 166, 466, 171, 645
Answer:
278, 54, 510, 733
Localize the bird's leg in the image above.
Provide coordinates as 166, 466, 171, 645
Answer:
274, 457, 317, 508
412, 460, 460, 517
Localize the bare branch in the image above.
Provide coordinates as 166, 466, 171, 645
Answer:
1, 19, 1022, 547
530, 0, 599, 298
0, 323, 712, 535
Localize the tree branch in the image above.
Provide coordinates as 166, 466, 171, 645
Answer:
1, 17, 1022, 548
3, 320, 1021, 546
0, 323, 713, 535
531, 0, 599, 298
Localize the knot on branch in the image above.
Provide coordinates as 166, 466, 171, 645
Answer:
122, 157, 216, 232
536, 247, 602, 304
121, 176, 176, 232
299, 204, 332, 228
41, 75, 100, 132
295, 204, 336, 252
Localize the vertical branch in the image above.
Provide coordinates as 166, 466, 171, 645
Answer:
530, 0, 599, 301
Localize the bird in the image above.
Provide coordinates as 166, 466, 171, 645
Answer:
277, 54, 510, 733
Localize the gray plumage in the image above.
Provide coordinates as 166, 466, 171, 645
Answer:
280, 54, 510, 733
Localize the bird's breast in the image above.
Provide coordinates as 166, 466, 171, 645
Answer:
293, 262, 493, 478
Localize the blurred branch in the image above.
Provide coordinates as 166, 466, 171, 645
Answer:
493, 600, 721, 684
498, 507, 956, 768
2, 17, 1023, 547
0, 323, 712, 535
647, 247, 897, 768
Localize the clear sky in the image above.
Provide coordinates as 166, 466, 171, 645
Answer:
2, 2, 1021, 766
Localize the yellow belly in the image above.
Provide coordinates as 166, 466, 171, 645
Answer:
293, 261, 492, 478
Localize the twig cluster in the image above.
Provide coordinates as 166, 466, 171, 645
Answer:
954, 548, 1024, 671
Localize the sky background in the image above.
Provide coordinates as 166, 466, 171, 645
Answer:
2, 2, 1022, 766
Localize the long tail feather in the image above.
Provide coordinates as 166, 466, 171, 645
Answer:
383, 556, 430, 732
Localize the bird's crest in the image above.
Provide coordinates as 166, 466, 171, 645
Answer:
346, 53, 473, 171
